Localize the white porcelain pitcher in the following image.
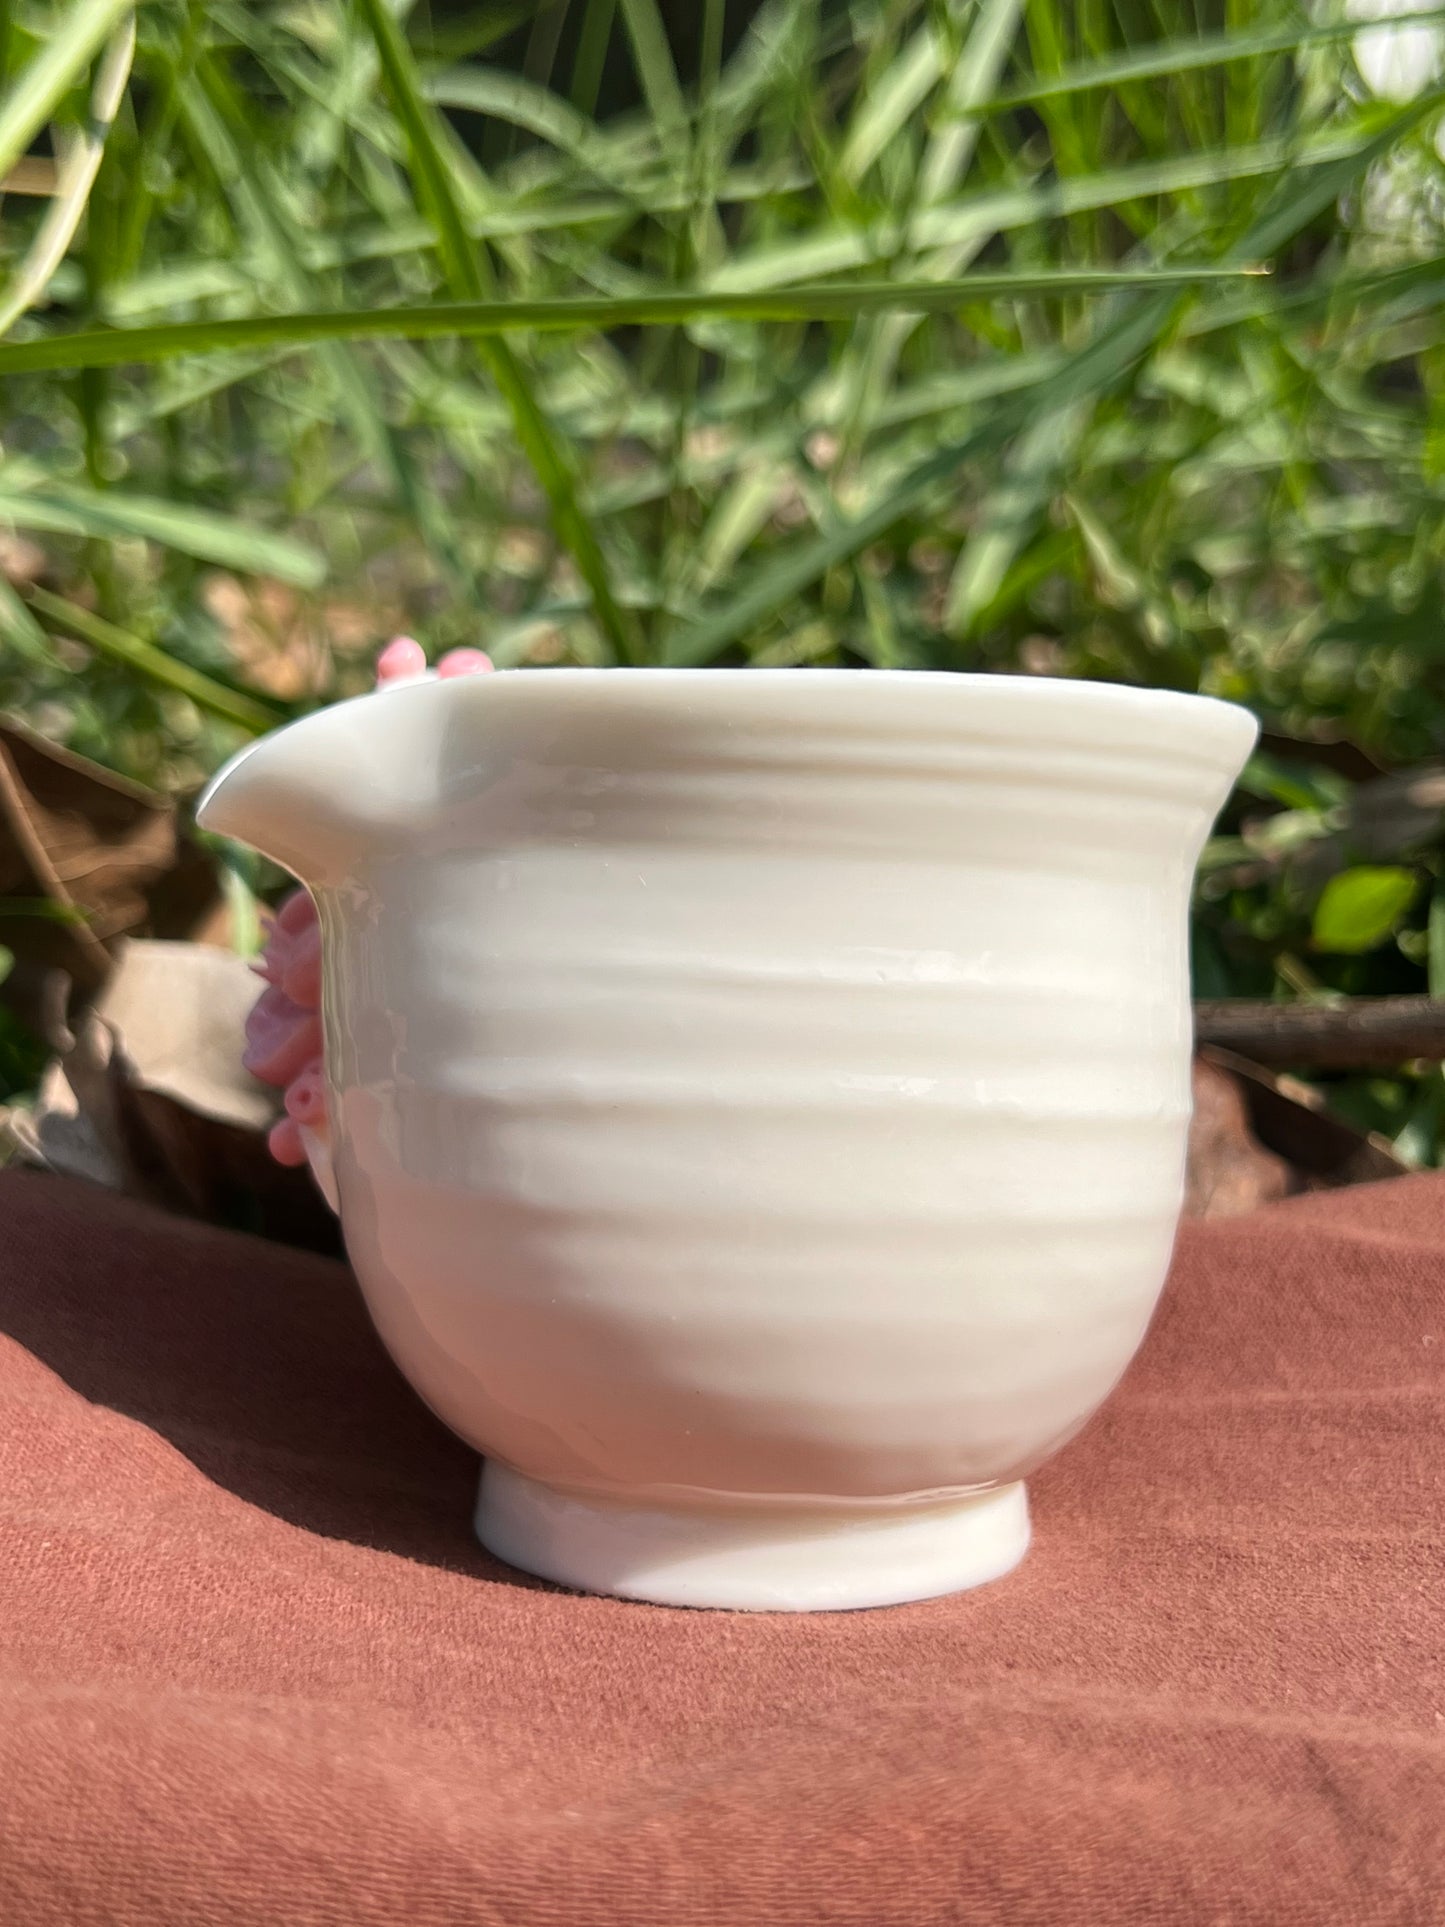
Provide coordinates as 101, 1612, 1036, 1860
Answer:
199, 669, 1256, 1611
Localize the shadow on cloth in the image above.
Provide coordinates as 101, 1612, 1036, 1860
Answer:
0, 1169, 551, 1580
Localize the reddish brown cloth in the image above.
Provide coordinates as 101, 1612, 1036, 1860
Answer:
0, 1169, 1441, 1925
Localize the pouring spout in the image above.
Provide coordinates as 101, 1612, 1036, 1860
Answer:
197, 715, 360, 888
196, 680, 463, 887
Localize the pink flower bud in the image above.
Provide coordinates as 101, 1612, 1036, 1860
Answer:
268, 1115, 310, 1167
244, 987, 324, 1088
284, 1057, 328, 1127
250, 640, 496, 1177
280, 921, 322, 1009
376, 636, 427, 684
438, 648, 494, 679
275, 887, 318, 935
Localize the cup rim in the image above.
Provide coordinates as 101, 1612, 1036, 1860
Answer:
200, 667, 1258, 848
389, 665, 1258, 770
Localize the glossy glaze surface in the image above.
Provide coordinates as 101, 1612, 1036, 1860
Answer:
199, 670, 1256, 1608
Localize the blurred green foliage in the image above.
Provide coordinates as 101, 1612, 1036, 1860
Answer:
3, 0, 1445, 1147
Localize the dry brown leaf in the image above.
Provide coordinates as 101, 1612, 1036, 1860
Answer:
1200, 1046, 1406, 1192
1185, 1048, 1407, 1218
9, 939, 340, 1253
0, 715, 177, 994
1185, 1058, 1292, 1218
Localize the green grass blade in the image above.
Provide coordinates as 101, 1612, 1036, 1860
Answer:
0, 472, 327, 585
24, 588, 285, 734
858, 350, 1068, 427
0, 0, 135, 182
709, 122, 1401, 293
838, 25, 940, 185
918, 0, 1024, 203
179, 51, 470, 593
1428, 885, 1445, 999
0, 268, 1265, 374
408, 3, 536, 64
662, 284, 1198, 666
618, 0, 687, 151
356, 0, 639, 664
662, 415, 1012, 665
0, 13, 134, 335
354, 0, 492, 301
986, 6, 1445, 108
1221, 97, 1442, 265
0, 574, 50, 665
570, 0, 617, 115
946, 89, 1435, 654
98, 152, 827, 321
943, 401, 1088, 636
425, 66, 601, 169
687, 460, 791, 594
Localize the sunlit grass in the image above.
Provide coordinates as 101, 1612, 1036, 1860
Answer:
3, 0, 1445, 1145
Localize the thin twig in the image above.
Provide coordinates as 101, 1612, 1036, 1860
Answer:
1194, 996, 1445, 1070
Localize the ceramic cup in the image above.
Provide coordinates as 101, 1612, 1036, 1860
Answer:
199, 669, 1256, 1610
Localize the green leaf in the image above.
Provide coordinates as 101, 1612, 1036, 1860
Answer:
916, 0, 1023, 204
706, 127, 1375, 294
355, 0, 638, 664
838, 25, 941, 185
1392, 1070, 1445, 1168
940, 94, 1432, 648
0, 13, 135, 335
0, 0, 135, 184
352, 0, 491, 302
0, 896, 88, 923
665, 282, 1194, 664
1312, 867, 1419, 954
618, 0, 688, 150
944, 402, 1087, 637
1428, 885, 1445, 998
24, 588, 285, 735
425, 67, 601, 168
179, 52, 468, 594
985, 7, 1445, 109
1238, 753, 1347, 813
0, 473, 326, 586
570, 0, 617, 115
665, 412, 1013, 664
1222, 96, 1445, 268
0, 573, 50, 664
665, 70, 1409, 664
0, 269, 1262, 376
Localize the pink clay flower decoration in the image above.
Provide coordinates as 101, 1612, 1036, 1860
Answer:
245, 640, 494, 1171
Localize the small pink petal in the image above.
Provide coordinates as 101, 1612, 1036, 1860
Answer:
285, 1057, 328, 1127
268, 1116, 310, 1167
244, 988, 324, 1087
254, 888, 316, 990
280, 923, 322, 1010
376, 636, 427, 684
276, 888, 318, 935
437, 648, 494, 679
